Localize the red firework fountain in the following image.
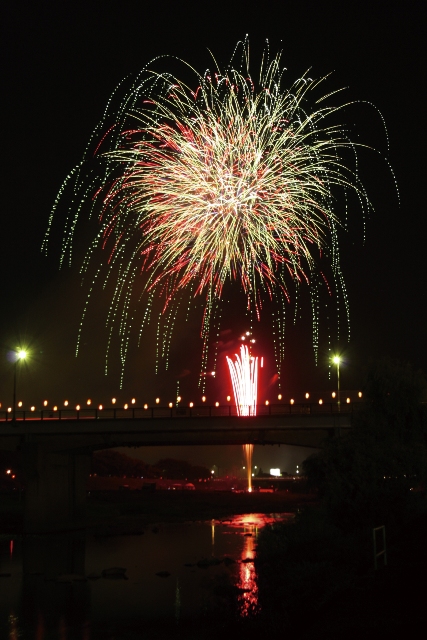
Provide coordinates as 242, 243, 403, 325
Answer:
226, 341, 259, 492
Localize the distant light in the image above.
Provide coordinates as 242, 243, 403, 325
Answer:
332, 355, 341, 365
319, 399, 323, 405
76, 404, 81, 411
265, 400, 269, 406
30, 406, 35, 411
98, 404, 103, 410
155, 397, 160, 404
131, 398, 136, 404
6, 469, 11, 475
169, 402, 173, 408
305, 393, 309, 399
112, 398, 116, 405
211, 470, 215, 474
143, 404, 148, 410
332, 391, 336, 398
53, 406, 58, 411
189, 402, 194, 408
261, 357, 264, 368
17, 350, 27, 360
211, 371, 215, 377
252, 473, 255, 477
358, 391, 363, 398
346, 397, 351, 404
290, 398, 295, 405
177, 396, 181, 403
243, 466, 246, 470
270, 469, 281, 477
246, 331, 250, 336
250, 339, 255, 343
241, 335, 245, 340
278, 394, 282, 400
87, 399, 91, 406
202, 396, 206, 402
215, 401, 219, 407
18, 401, 23, 408
43, 400, 48, 407
227, 395, 231, 401
64, 400, 69, 406
7, 407, 11, 413
124, 403, 129, 410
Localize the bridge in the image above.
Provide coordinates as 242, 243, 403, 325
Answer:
0, 403, 355, 533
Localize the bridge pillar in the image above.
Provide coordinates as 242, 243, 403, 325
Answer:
22, 445, 89, 533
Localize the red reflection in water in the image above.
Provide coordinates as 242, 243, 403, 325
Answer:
9, 540, 13, 557
224, 513, 292, 618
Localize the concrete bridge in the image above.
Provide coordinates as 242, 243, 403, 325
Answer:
0, 403, 354, 533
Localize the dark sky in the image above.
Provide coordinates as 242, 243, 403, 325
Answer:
0, 1, 425, 470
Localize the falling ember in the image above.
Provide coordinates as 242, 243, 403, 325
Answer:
243, 444, 254, 493
227, 344, 258, 492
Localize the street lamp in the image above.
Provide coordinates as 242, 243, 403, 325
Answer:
13, 349, 27, 421
332, 355, 341, 412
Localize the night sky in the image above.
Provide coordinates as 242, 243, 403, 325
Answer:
1, 1, 425, 470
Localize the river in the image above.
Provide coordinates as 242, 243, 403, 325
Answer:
0, 512, 292, 639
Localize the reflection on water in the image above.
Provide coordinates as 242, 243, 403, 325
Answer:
0, 512, 292, 638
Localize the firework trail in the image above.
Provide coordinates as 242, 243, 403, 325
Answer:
44, 37, 390, 386
226, 345, 258, 416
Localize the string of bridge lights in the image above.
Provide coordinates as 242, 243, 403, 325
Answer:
0, 391, 362, 414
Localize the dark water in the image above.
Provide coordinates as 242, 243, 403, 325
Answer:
0, 513, 292, 639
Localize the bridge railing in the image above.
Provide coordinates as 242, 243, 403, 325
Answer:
0, 402, 360, 422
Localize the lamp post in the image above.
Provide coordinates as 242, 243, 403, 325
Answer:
332, 355, 341, 412
12, 349, 27, 422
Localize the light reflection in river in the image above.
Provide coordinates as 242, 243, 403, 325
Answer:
0, 512, 293, 638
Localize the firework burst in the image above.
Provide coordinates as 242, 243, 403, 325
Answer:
44, 38, 390, 387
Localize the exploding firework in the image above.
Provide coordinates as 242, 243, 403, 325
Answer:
44, 38, 392, 387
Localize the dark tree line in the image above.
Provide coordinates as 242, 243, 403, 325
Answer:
91, 450, 211, 482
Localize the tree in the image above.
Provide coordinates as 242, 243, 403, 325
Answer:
303, 359, 427, 530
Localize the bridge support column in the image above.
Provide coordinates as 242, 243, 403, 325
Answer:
23, 445, 89, 533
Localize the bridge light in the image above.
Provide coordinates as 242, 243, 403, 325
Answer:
18, 401, 23, 408
131, 398, 136, 404
332, 391, 336, 398
202, 396, 206, 403
290, 399, 295, 405
155, 397, 160, 404
7, 407, 12, 413
346, 397, 351, 404
76, 404, 80, 411
189, 402, 194, 407
64, 400, 69, 406
30, 406, 35, 411
358, 391, 362, 398
305, 393, 309, 399
86, 399, 91, 406
124, 403, 129, 410
278, 394, 282, 400
53, 406, 58, 411
265, 400, 269, 405
215, 401, 219, 407
168, 402, 173, 408
112, 398, 116, 404
319, 399, 323, 405
143, 403, 148, 409
43, 400, 48, 407
98, 404, 103, 410
226, 395, 231, 402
